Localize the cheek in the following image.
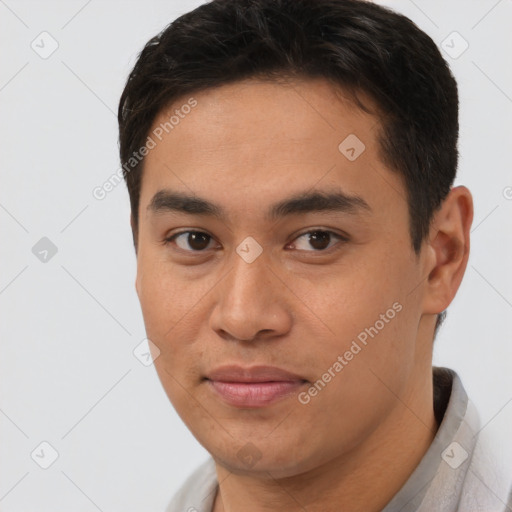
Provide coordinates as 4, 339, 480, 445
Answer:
136, 269, 191, 387
136, 260, 214, 373
137, 266, 206, 416
137, 257, 198, 336
291, 306, 416, 462
292, 253, 419, 405
137, 274, 174, 341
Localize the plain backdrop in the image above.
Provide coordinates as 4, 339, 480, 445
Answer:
1, 0, 511, 510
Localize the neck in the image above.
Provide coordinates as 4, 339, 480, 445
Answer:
213, 369, 437, 512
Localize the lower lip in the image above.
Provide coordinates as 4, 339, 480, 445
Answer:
207, 380, 306, 408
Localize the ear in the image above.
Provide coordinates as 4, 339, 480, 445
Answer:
421, 186, 473, 315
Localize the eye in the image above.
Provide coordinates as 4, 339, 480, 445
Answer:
164, 230, 217, 252
287, 230, 348, 252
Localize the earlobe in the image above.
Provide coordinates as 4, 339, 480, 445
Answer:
422, 186, 473, 315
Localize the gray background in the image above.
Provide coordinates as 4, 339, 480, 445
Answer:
1, 0, 511, 510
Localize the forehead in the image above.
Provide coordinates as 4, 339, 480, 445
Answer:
147, 77, 376, 165
139, 78, 405, 222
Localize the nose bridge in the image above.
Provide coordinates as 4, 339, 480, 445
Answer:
225, 248, 272, 310
210, 247, 291, 341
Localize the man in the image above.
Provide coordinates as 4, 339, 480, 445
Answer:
117, 0, 511, 510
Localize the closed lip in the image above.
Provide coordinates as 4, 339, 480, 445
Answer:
205, 365, 308, 383
205, 365, 308, 408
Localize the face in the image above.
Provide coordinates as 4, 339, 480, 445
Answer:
134, 78, 431, 478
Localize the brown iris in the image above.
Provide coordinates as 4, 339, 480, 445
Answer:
307, 231, 331, 250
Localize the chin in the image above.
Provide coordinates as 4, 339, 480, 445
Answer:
202, 433, 324, 478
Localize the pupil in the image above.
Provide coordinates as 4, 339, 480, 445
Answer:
189, 232, 210, 250
309, 231, 330, 250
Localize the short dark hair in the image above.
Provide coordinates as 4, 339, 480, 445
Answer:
118, 0, 459, 334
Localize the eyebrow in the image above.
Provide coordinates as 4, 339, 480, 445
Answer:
147, 188, 371, 221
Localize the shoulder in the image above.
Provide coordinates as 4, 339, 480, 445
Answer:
447, 372, 511, 511
165, 457, 218, 512
458, 405, 512, 512
413, 369, 511, 512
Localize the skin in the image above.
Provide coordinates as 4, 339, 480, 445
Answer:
131, 77, 473, 511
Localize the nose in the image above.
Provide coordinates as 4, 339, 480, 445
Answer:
209, 251, 293, 343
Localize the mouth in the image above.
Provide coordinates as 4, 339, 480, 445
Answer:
204, 365, 308, 408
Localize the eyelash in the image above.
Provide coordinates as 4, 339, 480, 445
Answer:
163, 229, 349, 254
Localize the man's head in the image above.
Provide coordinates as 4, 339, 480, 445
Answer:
118, 0, 472, 482
119, 0, 460, 334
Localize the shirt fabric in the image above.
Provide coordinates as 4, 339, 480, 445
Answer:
166, 367, 512, 511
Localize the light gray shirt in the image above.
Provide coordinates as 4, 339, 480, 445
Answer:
166, 368, 512, 511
